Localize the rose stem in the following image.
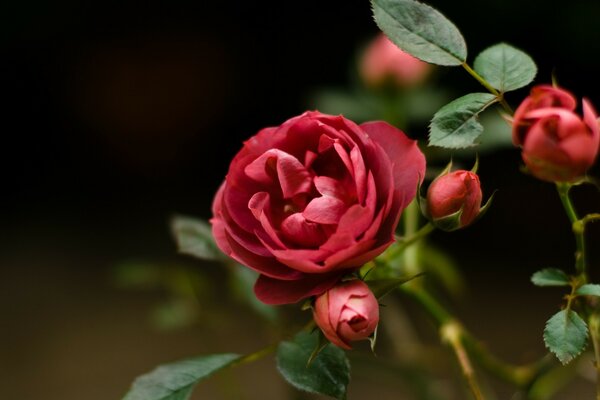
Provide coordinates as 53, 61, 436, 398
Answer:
555, 182, 587, 281
589, 313, 600, 400
556, 182, 600, 398
402, 284, 551, 391
401, 200, 486, 399
461, 62, 513, 115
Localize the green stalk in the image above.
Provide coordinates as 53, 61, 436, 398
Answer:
402, 199, 422, 276
589, 314, 600, 400
402, 283, 548, 390
461, 62, 513, 115
556, 183, 587, 280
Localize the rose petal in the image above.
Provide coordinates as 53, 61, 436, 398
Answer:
244, 149, 312, 198
303, 196, 347, 224
254, 272, 343, 305
280, 212, 327, 248
583, 98, 600, 151
360, 121, 426, 209
224, 230, 302, 280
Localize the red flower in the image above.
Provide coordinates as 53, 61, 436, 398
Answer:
427, 170, 482, 230
513, 85, 599, 182
211, 111, 425, 304
313, 280, 379, 349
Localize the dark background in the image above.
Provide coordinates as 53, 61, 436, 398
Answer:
1, 1, 600, 399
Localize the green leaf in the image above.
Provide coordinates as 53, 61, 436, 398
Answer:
473, 43, 537, 92
277, 331, 350, 400
576, 283, 600, 297
170, 215, 223, 261
366, 274, 424, 299
531, 268, 570, 287
371, 0, 467, 66
123, 354, 241, 400
429, 93, 497, 149
543, 310, 588, 365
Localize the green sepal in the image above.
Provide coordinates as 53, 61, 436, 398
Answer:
416, 179, 429, 219
431, 208, 464, 232
368, 325, 379, 354
366, 273, 424, 299
472, 190, 496, 223
470, 154, 479, 174
571, 176, 600, 191
301, 299, 314, 311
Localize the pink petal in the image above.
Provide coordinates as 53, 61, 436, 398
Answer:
350, 146, 368, 203
303, 196, 347, 224
583, 98, 600, 151
269, 248, 331, 273
248, 192, 287, 249
360, 121, 426, 209
223, 230, 302, 280
314, 176, 348, 200
244, 149, 312, 199
280, 213, 328, 248
254, 272, 343, 305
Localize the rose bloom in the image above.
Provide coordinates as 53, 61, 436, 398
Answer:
427, 170, 482, 230
512, 85, 599, 182
211, 111, 425, 304
313, 280, 379, 349
360, 33, 431, 88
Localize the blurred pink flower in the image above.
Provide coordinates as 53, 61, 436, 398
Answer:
360, 34, 431, 88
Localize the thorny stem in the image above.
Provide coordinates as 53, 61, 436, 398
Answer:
461, 62, 514, 115
556, 183, 587, 281
441, 321, 485, 400
402, 284, 549, 390
589, 314, 600, 400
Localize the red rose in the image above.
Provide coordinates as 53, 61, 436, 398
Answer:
211, 111, 425, 304
426, 170, 482, 230
512, 85, 600, 182
313, 280, 379, 349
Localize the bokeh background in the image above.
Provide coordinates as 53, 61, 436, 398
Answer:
2, 0, 600, 399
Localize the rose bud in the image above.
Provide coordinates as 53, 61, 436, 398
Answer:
426, 170, 483, 231
211, 111, 425, 305
313, 280, 379, 349
512, 85, 600, 182
360, 33, 431, 88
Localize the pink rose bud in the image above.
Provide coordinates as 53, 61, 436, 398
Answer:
360, 33, 431, 88
211, 111, 425, 305
313, 280, 379, 349
426, 170, 483, 231
512, 85, 600, 182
